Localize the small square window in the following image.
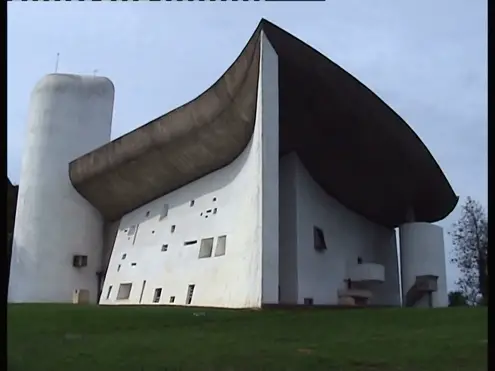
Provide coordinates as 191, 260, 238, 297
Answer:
190, 200, 195, 207
117, 283, 132, 300
304, 298, 314, 305
122, 253, 127, 260
213, 197, 217, 202
169, 296, 175, 303
161, 244, 168, 252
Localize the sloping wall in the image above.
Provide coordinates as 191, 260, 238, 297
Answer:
278, 153, 400, 305
99, 117, 263, 307
100, 33, 280, 309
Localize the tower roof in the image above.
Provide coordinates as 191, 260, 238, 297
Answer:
69, 19, 458, 227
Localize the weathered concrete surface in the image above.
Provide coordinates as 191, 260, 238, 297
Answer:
69, 19, 457, 228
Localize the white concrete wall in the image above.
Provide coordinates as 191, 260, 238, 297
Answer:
278, 153, 399, 305
259, 32, 280, 305
399, 222, 448, 307
9, 74, 114, 303
278, 155, 298, 304
100, 33, 280, 309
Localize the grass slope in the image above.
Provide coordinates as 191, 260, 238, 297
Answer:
8, 305, 486, 371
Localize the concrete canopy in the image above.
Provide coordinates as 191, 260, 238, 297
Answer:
69, 19, 458, 228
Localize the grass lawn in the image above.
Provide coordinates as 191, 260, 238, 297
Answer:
8, 305, 486, 371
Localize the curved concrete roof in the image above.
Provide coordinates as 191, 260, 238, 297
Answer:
69, 19, 458, 227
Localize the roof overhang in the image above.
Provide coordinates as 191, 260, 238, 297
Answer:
69, 19, 458, 227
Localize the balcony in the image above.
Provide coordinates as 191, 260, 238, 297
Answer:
348, 263, 385, 283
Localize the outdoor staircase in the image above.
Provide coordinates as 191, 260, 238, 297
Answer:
405, 275, 438, 307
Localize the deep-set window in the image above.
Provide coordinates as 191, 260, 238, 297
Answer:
313, 226, 327, 252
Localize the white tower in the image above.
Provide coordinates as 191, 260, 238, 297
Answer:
9, 74, 115, 303
399, 222, 449, 307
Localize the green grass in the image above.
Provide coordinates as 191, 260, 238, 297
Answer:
8, 305, 486, 371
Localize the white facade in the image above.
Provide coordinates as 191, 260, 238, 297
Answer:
279, 153, 401, 306
10, 38, 450, 309
399, 223, 448, 307
9, 74, 114, 303
100, 33, 279, 308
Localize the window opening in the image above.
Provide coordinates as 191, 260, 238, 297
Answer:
186, 285, 195, 305
153, 288, 162, 303
214, 235, 227, 257
198, 238, 214, 258
313, 226, 327, 252
106, 285, 113, 299
117, 283, 132, 300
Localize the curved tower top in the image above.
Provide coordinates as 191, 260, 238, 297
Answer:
9, 73, 115, 303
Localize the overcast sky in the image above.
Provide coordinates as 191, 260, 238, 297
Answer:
7, 1, 487, 291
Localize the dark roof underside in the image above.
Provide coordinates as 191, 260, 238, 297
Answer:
69, 19, 458, 228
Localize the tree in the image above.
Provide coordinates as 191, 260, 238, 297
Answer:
449, 197, 488, 305
448, 291, 468, 307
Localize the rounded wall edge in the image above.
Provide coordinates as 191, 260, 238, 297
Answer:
399, 222, 448, 307
9, 73, 115, 304
33, 73, 115, 97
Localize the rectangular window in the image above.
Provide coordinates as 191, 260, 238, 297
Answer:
190, 200, 195, 207
72, 255, 88, 267
184, 240, 198, 246
169, 296, 175, 303
116, 283, 132, 300
131, 262, 137, 267
159, 204, 169, 221
304, 298, 314, 305
313, 226, 327, 252
186, 285, 195, 305
171, 225, 176, 233
198, 238, 214, 259
122, 253, 127, 260
153, 288, 162, 303
161, 244, 168, 252
214, 235, 227, 257
106, 285, 113, 299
